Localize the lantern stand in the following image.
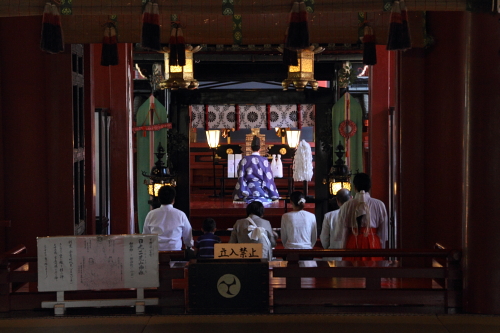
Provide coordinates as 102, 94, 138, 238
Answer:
328, 141, 352, 197
142, 142, 176, 209
206, 130, 221, 198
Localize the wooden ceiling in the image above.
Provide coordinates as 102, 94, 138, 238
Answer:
1, 0, 466, 47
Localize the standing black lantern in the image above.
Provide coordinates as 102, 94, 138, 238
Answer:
329, 141, 352, 196
142, 142, 176, 208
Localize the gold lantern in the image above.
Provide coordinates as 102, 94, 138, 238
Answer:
281, 45, 325, 91
159, 45, 201, 90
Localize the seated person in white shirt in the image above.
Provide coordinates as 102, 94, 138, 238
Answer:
142, 185, 194, 252
280, 191, 317, 249
320, 188, 351, 260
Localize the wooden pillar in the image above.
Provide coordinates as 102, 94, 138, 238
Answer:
398, 47, 426, 250
0, 17, 74, 252
314, 102, 332, 230
169, 96, 190, 218
369, 45, 392, 207
423, 12, 466, 250
84, 45, 96, 235
91, 43, 134, 234
464, 12, 500, 314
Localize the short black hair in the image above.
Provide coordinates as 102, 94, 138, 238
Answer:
251, 135, 260, 152
290, 191, 305, 209
158, 185, 176, 205
202, 218, 216, 232
246, 201, 264, 217
353, 173, 371, 192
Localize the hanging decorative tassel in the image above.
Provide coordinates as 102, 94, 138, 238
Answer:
400, 0, 412, 50
282, 28, 299, 66
176, 26, 186, 67
40, 2, 64, 54
168, 25, 178, 67
386, 1, 404, 51
362, 25, 377, 65
141, 1, 161, 51
101, 22, 119, 66
285, 1, 309, 51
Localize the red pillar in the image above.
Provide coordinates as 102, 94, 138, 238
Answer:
464, 12, 500, 314
0, 17, 75, 251
91, 43, 134, 235
370, 46, 393, 209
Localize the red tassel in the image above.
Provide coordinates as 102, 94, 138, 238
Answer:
40, 3, 64, 54
285, 1, 309, 51
235, 105, 240, 131
101, 23, 119, 66
387, 1, 409, 51
205, 105, 209, 131
266, 104, 271, 130
168, 26, 178, 67
176, 27, 186, 67
282, 28, 299, 66
400, 0, 411, 50
141, 2, 161, 51
363, 26, 377, 65
297, 104, 302, 129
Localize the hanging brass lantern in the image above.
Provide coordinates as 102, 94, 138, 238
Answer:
281, 45, 324, 91
159, 45, 201, 90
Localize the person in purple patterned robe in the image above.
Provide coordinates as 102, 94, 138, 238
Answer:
232, 136, 280, 204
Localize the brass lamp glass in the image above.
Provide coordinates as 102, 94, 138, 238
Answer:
330, 181, 352, 196
282, 48, 319, 91
160, 48, 199, 90
206, 130, 220, 149
286, 130, 301, 149
148, 183, 174, 197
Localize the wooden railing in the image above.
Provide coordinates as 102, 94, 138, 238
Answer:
271, 248, 462, 314
0, 250, 187, 313
0, 247, 462, 314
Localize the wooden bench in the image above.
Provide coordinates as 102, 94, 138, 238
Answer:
271, 248, 462, 314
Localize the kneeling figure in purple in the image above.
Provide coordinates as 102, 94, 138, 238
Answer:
232, 136, 279, 204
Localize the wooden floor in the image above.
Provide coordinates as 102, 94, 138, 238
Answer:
190, 193, 315, 231
2, 313, 500, 333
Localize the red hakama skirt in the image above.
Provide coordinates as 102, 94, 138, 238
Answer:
343, 227, 383, 261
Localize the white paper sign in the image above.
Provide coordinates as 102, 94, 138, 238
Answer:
213, 243, 263, 259
37, 235, 159, 292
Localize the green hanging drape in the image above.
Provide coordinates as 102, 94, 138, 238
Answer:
136, 96, 168, 233
331, 92, 364, 190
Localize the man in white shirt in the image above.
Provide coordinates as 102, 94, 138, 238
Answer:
320, 188, 351, 260
142, 185, 194, 252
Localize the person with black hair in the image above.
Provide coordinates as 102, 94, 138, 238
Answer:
333, 173, 388, 261
280, 191, 317, 249
142, 185, 194, 252
232, 135, 280, 204
229, 201, 277, 260
195, 218, 221, 259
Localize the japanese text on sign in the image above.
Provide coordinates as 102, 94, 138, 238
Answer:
37, 235, 159, 292
214, 243, 263, 259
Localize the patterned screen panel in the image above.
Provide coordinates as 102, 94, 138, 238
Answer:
191, 104, 315, 129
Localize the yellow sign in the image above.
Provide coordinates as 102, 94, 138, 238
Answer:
214, 243, 263, 259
